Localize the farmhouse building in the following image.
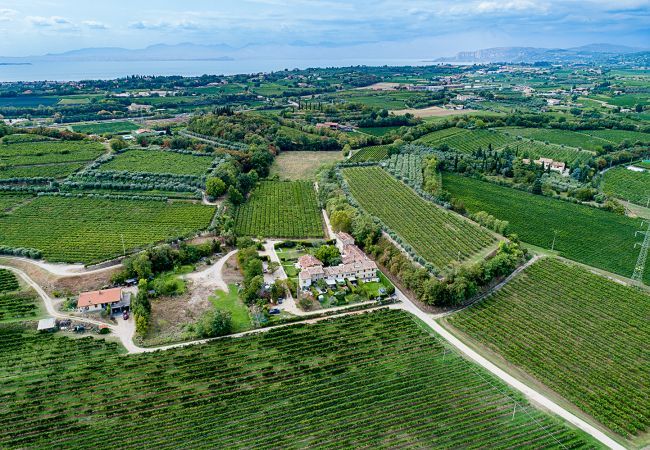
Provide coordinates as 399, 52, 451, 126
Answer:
523, 157, 567, 175
299, 233, 379, 289
77, 288, 131, 314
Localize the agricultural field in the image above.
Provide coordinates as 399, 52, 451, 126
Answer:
0, 196, 214, 264
0, 269, 19, 293
0, 161, 88, 180
498, 127, 610, 152
442, 173, 649, 282
0, 194, 32, 211
384, 153, 424, 185
97, 149, 214, 176
601, 166, 650, 206
359, 126, 402, 136
0, 309, 597, 448
342, 166, 496, 268
582, 129, 650, 144
0, 270, 39, 323
71, 121, 139, 134
269, 151, 343, 180
234, 181, 324, 238
348, 145, 390, 162
447, 257, 649, 438
0, 97, 59, 107
416, 128, 514, 154
504, 140, 594, 165
0, 139, 105, 167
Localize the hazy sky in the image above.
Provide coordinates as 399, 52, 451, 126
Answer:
0, 0, 648, 56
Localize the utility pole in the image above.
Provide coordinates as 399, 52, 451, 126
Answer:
632, 221, 650, 283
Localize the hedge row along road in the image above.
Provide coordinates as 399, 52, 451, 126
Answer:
446, 257, 649, 439
342, 166, 496, 269
234, 181, 324, 238
0, 196, 215, 264
442, 172, 650, 283
0, 310, 600, 449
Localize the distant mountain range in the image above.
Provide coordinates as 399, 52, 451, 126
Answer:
435, 43, 649, 64
1, 42, 648, 65
0, 43, 236, 62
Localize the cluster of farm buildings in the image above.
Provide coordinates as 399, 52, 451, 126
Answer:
298, 233, 379, 289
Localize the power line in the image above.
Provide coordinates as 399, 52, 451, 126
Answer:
632, 221, 650, 282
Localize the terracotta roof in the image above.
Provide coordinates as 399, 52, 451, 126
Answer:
337, 232, 354, 242
77, 288, 123, 308
298, 254, 322, 269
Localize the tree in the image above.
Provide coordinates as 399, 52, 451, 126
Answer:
109, 138, 129, 152
228, 186, 244, 205
131, 253, 153, 279
196, 309, 232, 338
314, 245, 341, 266
532, 178, 543, 195
330, 209, 353, 232
206, 177, 227, 198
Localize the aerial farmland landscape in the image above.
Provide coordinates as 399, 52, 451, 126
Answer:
0, 1, 648, 449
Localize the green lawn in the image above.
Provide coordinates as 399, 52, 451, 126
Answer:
210, 284, 252, 333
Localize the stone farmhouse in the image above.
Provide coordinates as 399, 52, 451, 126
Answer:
299, 233, 379, 289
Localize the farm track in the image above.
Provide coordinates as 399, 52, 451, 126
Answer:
0, 254, 626, 448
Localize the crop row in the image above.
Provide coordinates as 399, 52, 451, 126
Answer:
0, 309, 595, 448
348, 145, 390, 162
448, 257, 649, 437
97, 149, 214, 176
0, 196, 214, 264
601, 166, 650, 206
234, 181, 324, 238
442, 173, 649, 283
0, 292, 38, 322
383, 153, 424, 186
342, 166, 495, 269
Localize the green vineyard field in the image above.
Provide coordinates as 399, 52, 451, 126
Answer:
0, 196, 214, 264
348, 145, 390, 162
442, 173, 649, 282
0, 310, 597, 448
0, 269, 19, 293
0, 140, 105, 167
498, 127, 610, 152
448, 258, 650, 437
602, 166, 650, 206
342, 166, 496, 268
98, 149, 214, 176
416, 128, 514, 154
234, 181, 324, 238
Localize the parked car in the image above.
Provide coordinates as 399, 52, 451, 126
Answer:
269, 308, 281, 315
122, 311, 130, 320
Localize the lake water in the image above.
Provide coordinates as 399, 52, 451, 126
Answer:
0, 58, 434, 82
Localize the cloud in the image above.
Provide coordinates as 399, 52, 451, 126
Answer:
129, 20, 199, 31
0, 8, 17, 22
27, 15, 77, 30
82, 20, 108, 29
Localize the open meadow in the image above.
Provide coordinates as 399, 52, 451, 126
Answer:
0, 309, 597, 449
442, 173, 649, 282
342, 166, 496, 269
269, 151, 343, 180
446, 257, 650, 438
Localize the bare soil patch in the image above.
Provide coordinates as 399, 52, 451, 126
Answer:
355, 82, 402, 91
222, 253, 243, 285
391, 106, 478, 118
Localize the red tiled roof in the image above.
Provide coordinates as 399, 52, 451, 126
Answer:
298, 254, 322, 269
77, 288, 122, 308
